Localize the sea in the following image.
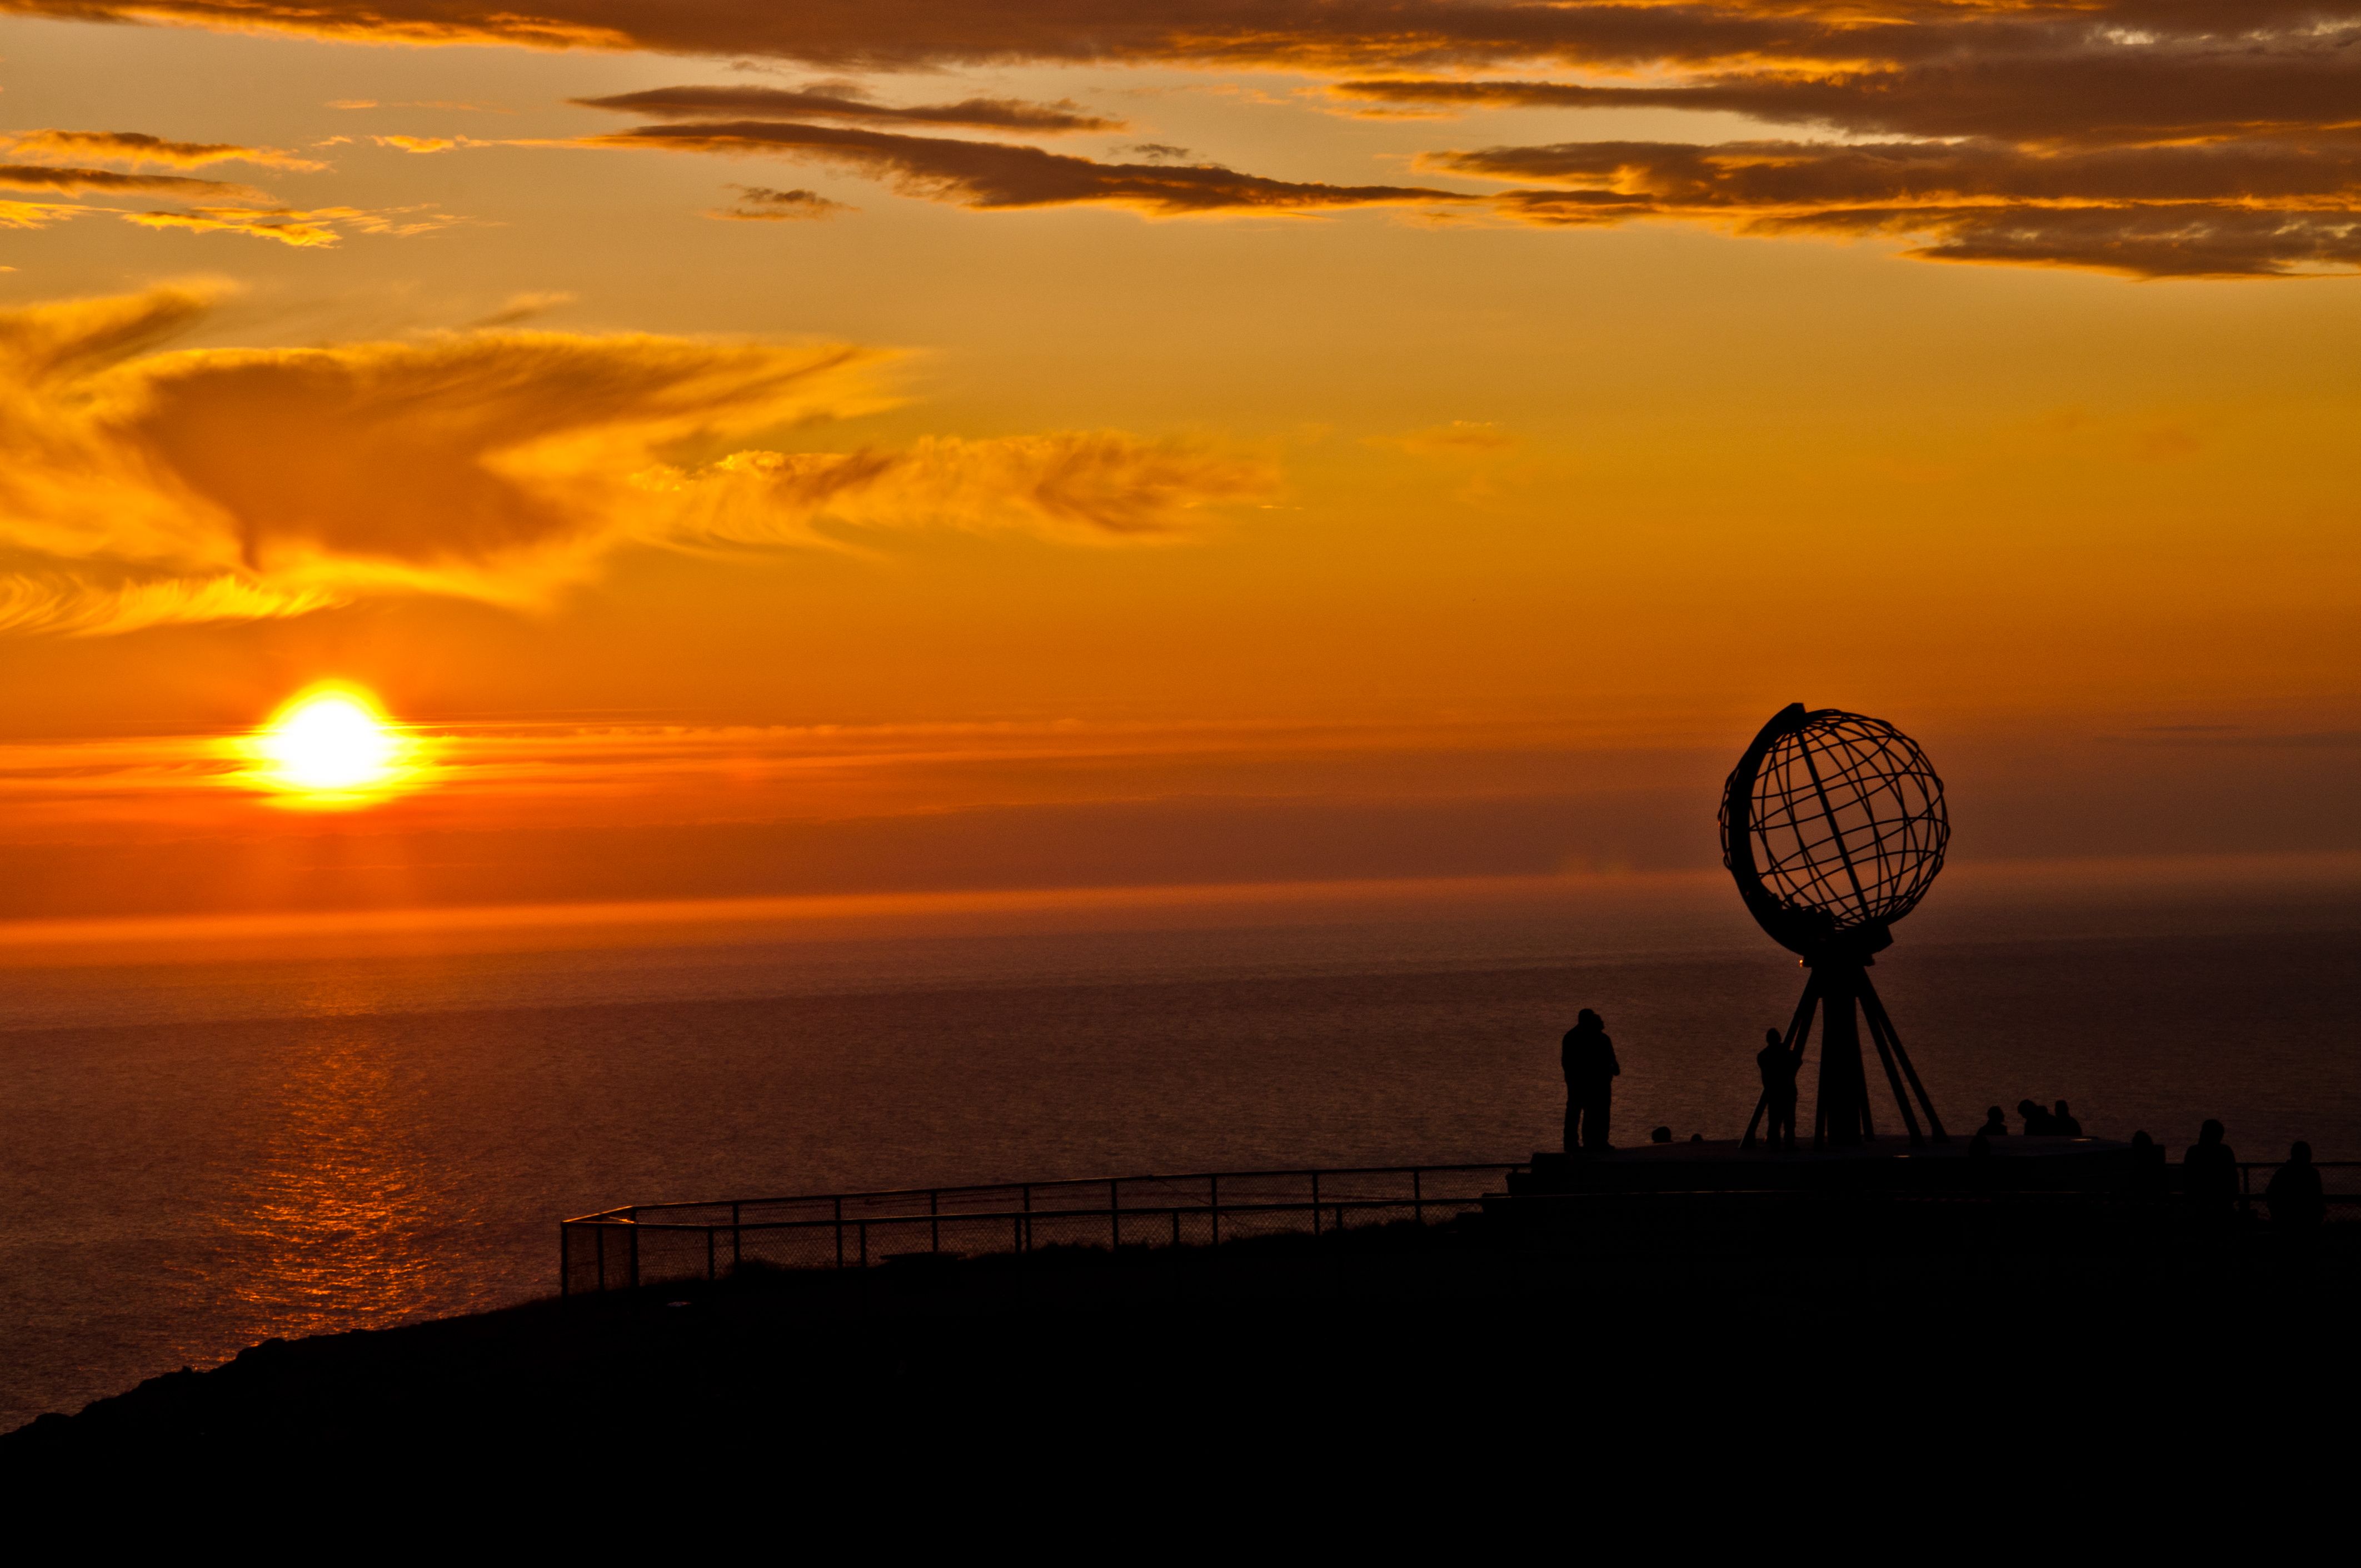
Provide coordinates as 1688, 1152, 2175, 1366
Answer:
3, 865, 2355, 1431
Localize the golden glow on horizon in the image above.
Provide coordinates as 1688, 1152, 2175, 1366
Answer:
246, 686, 417, 808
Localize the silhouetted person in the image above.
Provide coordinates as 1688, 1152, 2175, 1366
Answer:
2265, 1142, 2325, 1231
1650, 1125, 1673, 1144
2051, 1100, 2083, 1137
2183, 1119, 2237, 1204
1978, 1106, 2009, 1138
2018, 1098, 2056, 1136
1756, 1028, 1799, 1151
1562, 1008, 1620, 1153
2129, 1131, 2168, 1197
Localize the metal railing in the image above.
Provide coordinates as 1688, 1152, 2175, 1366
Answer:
2237, 1161, 2359, 1195
560, 1157, 2357, 1296
561, 1163, 1523, 1295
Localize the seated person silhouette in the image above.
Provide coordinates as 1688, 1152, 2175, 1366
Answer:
2129, 1131, 2168, 1196
1756, 1027, 1799, 1151
2051, 1100, 2083, 1136
2183, 1118, 2237, 1203
2018, 1098, 2057, 1135
1650, 1126, 1673, 1144
2265, 1142, 2326, 1231
1561, 1008, 1620, 1153
1978, 1106, 2009, 1138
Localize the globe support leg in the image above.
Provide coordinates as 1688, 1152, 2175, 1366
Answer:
1813, 960, 1878, 1149
1860, 976, 1946, 1142
1864, 997, 1924, 1147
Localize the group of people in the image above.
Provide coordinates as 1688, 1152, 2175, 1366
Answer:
2178, 1120, 2329, 1229
1556, 1008, 2332, 1229
1972, 1100, 2083, 1137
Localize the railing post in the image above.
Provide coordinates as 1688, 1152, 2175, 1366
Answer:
561, 1225, 571, 1298
1210, 1173, 1219, 1247
707, 1226, 716, 1280
835, 1196, 845, 1269
1312, 1170, 1322, 1236
596, 1224, 606, 1292
732, 1202, 742, 1275
1414, 1168, 1424, 1224
1171, 1207, 1181, 1248
1023, 1185, 1032, 1254
1110, 1177, 1120, 1250
627, 1225, 640, 1290
931, 1189, 941, 1255
859, 1220, 868, 1268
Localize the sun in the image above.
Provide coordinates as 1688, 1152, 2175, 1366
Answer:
248, 685, 417, 806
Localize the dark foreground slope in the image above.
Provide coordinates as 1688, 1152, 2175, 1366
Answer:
9, 1203, 2355, 1477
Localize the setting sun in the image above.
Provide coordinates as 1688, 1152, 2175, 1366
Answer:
249, 686, 413, 805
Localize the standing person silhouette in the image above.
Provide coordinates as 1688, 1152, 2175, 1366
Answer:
2183, 1119, 2237, 1204
1562, 1008, 1620, 1153
2264, 1142, 2325, 1232
1755, 1027, 1799, 1151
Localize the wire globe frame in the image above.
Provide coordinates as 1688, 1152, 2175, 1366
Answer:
1719, 708, 1949, 955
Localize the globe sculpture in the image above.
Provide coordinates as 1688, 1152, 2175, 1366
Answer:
1720, 705, 1950, 1150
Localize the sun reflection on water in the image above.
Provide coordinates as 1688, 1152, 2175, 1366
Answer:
219, 1011, 444, 1344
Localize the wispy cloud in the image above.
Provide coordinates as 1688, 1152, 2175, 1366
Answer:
576, 83, 1122, 134
120, 202, 458, 247
709, 185, 855, 221
595, 119, 1467, 216
0, 163, 251, 197
464, 290, 578, 328
1375, 420, 1516, 457
0, 572, 341, 637
3, 128, 326, 171
1439, 139, 2361, 277
0, 287, 1276, 635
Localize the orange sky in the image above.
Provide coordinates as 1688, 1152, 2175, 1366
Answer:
0, 3, 2356, 931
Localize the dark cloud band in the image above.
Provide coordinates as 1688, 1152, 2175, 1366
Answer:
597, 120, 1465, 214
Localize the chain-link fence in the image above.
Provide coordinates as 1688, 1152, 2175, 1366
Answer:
561, 1164, 1523, 1295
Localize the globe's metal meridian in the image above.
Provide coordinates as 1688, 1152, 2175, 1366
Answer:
1720, 704, 1949, 960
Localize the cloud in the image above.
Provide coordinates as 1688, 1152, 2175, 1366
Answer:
0, 163, 249, 197
1442, 138, 2361, 277
3, 128, 326, 171
465, 291, 579, 328
595, 119, 1467, 214
0, 572, 341, 637
576, 84, 1122, 134
1336, 47, 2361, 150
710, 185, 855, 221
648, 434, 1275, 543
331, 97, 507, 112
0, 287, 1277, 636
119, 202, 458, 247
0, 1, 1821, 69
1376, 420, 1516, 457
371, 134, 460, 153
26, 1, 2361, 276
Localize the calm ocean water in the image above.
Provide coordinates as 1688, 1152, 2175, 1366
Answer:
3, 873, 2355, 1430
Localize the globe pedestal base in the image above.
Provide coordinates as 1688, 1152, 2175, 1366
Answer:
1745, 957, 1946, 1152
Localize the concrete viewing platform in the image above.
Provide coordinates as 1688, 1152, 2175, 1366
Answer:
1510, 1135, 2138, 1197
